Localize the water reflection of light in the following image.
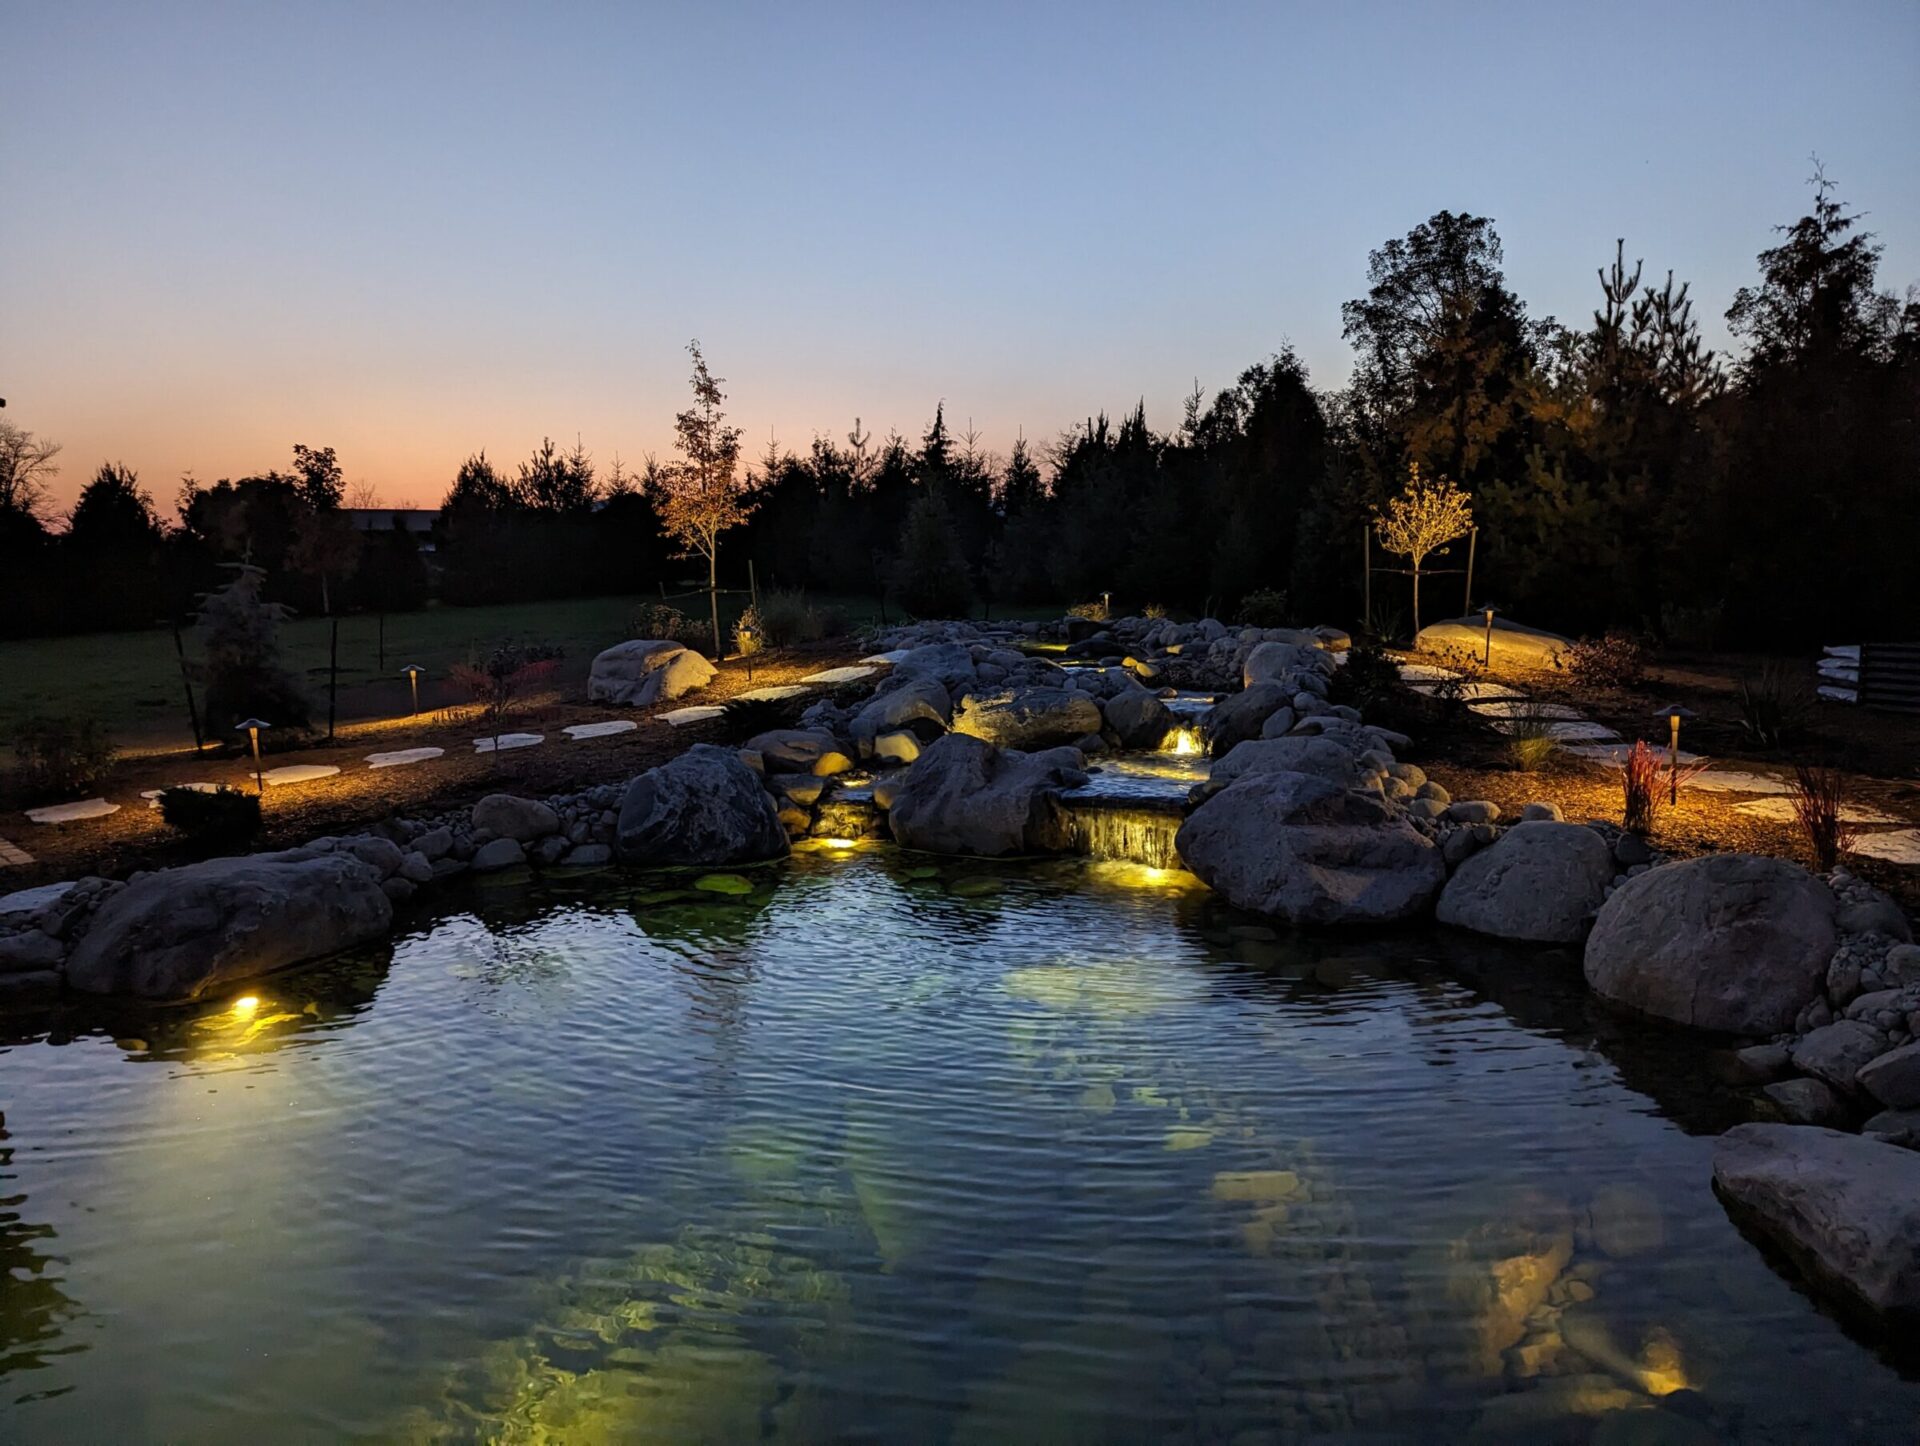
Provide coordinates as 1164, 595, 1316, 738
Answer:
1637, 1329, 1689, 1396
231, 995, 261, 1017
1086, 860, 1206, 891
1165, 726, 1203, 756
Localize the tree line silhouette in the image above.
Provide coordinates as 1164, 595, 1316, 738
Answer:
2, 169, 1913, 649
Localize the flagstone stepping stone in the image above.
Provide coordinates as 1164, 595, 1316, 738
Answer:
25, 798, 120, 824
1558, 742, 1707, 769
1469, 699, 1584, 719
1491, 718, 1619, 741
261, 764, 343, 786
1396, 662, 1460, 682
800, 666, 876, 685
660, 706, 726, 728
860, 650, 910, 665
0, 836, 35, 867
1734, 796, 1904, 825
561, 721, 638, 741
731, 685, 810, 703
141, 783, 222, 806
366, 747, 446, 768
1852, 830, 1920, 866
472, 734, 544, 754
1685, 769, 1794, 796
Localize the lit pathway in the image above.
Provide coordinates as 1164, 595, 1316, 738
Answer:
25, 799, 120, 824
560, 721, 638, 740
367, 747, 446, 768
472, 733, 544, 754
1395, 656, 1918, 863
260, 764, 343, 786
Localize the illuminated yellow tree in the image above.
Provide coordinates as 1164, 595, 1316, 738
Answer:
654, 340, 751, 656
1372, 462, 1474, 636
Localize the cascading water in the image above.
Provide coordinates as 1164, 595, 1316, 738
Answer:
1062, 799, 1186, 869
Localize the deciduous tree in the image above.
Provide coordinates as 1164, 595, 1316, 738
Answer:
654, 341, 750, 654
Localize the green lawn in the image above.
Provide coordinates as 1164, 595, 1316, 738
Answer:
0, 591, 1062, 744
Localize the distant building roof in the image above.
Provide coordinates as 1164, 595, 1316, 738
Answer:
346, 508, 437, 533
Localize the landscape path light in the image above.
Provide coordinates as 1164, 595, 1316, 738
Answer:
236, 717, 272, 795
401, 664, 425, 716
1652, 703, 1696, 805
736, 621, 757, 681
1475, 603, 1500, 667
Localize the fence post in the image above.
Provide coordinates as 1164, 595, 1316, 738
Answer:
1463, 528, 1477, 617
172, 618, 204, 753
327, 616, 339, 741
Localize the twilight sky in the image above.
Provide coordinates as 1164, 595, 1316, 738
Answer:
5, 1, 1917, 516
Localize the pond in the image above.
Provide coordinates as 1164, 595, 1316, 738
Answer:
2, 845, 1913, 1442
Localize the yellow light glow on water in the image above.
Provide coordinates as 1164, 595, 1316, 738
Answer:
1637, 1330, 1689, 1396
1087, 860, 1205, 891
823, 838, 859, 849
231, 995, 261, 1017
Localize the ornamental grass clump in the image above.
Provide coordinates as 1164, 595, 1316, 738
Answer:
1791, 763, 1857, 871
1503, 705, 1559, 772
1621, 738, 1709, 835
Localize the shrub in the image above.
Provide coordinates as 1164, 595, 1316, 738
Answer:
451, 643, 563, 740
1737, 664, 1813, 750
721, 695, 796, 742
1659, 601, 1721, 652
738, 590, 853, 653
1328, 642, 1403, 715
1066, 599, 1111, 623
196, 563, 310, 737
1358, 602, 1404, 648
1141, 601, 1170, 621
630, 602, 711, 655
1233, 588, 1290, 628
1791, 764, 1857, 871
158, 785, 261, 850
1503, 705, 1559, 772
1565, 630, 1650, 691
1622, 738, 1709, 835
7, 715, 117, 801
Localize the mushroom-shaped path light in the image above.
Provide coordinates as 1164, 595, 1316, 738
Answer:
235, 718, 272, 796
1474, 603, 1501, 667
401, 664, 426, 716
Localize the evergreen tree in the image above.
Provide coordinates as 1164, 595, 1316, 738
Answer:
889, 489, 973, 618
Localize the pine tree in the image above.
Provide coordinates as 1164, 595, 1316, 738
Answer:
889, 490, 973, 618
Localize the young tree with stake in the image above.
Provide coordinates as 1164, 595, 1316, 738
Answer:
1371, 462, 1474, 636
654, 341, 752, 656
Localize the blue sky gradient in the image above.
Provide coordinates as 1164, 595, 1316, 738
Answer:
5, 1, 1917, 510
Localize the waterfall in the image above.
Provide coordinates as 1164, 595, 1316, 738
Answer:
1162, 724, 1204, 755
1062, 800, 1186, 869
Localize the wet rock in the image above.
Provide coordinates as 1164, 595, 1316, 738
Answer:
1102, 686, 1175, 750
397, 851, 434, 884
566, 843, 613, 867
1437, 822, 1616, 944
851, 677, 952, 744
587, 638, 716, 706
887, 734, 1087, 857
471, 837, 526, 872
471, 794, 559, 843
1176, 770, 1444, 925
63, 850, 392, 1001
616, 744, 790, 866
1761, 1078, 1850, 1127
1201, 682, 1293, 756
745, 729, 851, 774
413, 826, 454, 861
1723, 1042, 1793, 1084
951, 687, 1104, 751
1712, 1123, 1920, 1320
1584, 854, 1837, 1035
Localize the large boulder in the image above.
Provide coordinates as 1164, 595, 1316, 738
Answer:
615, 743, 789, 866
63, 850, 392, 1001
1175, 771, 1445, 925
471, 793, 560, 842
1209, 735, 1359, 790
1859, 1042, 1920, 1111
887, 734, 1088, 857
1241, 641, 1321, 690
1712, 1123, 1920, 1321
587, 639, 716, 707
1414, 615, 1571, 670
1436, 822, 1616, 944
744, 729, 853, 775
851, 678, 952, 743
1583, 854, 1837, 1034
1200, 682, 1292, 757
951, 687, 1104, 751
1102, 687, 1174, 750
888, 643, 979, 696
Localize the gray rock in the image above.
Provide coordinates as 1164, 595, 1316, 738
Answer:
397, 851, 435, 884
745, 729, 854, 775
565, 843, 614, 867
1520, 801, 1564, 822
471, 794, 560, 843
1444, 800, 1501, 825
1436, 822, 1617, 944
1175, 771, 1445, 925
0, 929, 64, 973
1202, 683, 1293, 757
1712, 1123, 1920, 1319
1862, 1108, 1920, 1149
1210, 736, 1360, 790
1415, 780, 1450, 804
413, 826, 454, 861
1762, 1078, 1851, 1126
1407, 797, 1447, 820
471, 837, 527, 872
888, 642, 980, 696
1838, 890, 1912, 942
1102, 687, 1175, 750
1255, 706, 1299, 740
852, 678, 952, 743
1241, 640, 1319, 689
1726, 1042, 1794, 1084
1885, 944, 1920, 989
587, 639, 716, 707
533, 834, 571, 865
1442, 827, 1489, 868
887, 734, 1087, 857
951, 687, 1104, 751
1791, 1020, 1888, 1092
340, 835, 406, 876
63, 850, 392, 1001
1584, 854, 1838, 1035
1858, 1041, 1920, 1111
1612, 833, 1652, 867
616, 744, 790, 866
381, 876, 416, 903
1415, 615, 1570, 669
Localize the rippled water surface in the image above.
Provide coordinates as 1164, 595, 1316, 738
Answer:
3, 847, 1914, 1443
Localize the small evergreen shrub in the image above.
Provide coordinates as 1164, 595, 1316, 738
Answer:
158, 785, 261, 849
1328, 643, 1402, 714
722, 695, 796, 742
1233, 588, 1291, 628
7, 715, 117, 801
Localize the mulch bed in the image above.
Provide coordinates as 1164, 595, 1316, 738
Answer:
2, 647, 863, 888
